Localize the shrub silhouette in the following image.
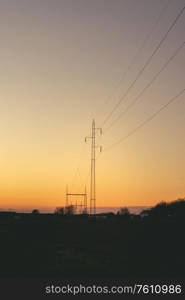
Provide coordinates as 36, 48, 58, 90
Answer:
64, 205, 76, 215
55, 207, 65, 215
32, 209, 40, 214
117, 207, 130, 216
141, 198, 185, 219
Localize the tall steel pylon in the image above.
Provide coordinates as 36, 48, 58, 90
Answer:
85, 119, 102, 215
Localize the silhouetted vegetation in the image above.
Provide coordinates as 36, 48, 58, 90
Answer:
55, 205, 76, 215
64, 205, 76, 215
32, 209, 40, 214
54, 207, 65, 215
141, 198, 185, 219
117, 207, 130, 216
65, 205, 76, 216
0, 198, 185, 277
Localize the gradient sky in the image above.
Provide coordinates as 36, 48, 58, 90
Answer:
0, 0, 185, 211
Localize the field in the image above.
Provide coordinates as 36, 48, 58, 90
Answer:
0, 208, 185, 277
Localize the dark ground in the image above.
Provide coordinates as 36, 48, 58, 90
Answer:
0, 207, 185, 277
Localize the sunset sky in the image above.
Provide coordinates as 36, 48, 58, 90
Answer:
0, 0, 185, 211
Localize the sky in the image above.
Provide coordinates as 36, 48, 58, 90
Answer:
0, 0, 185, 211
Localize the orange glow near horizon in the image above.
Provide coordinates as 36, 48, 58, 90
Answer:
0, 0, 185, 211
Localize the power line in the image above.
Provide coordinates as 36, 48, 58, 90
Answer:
100, 0, 171, 114
101, 4, 185, 127
103, 40, 185, 133
104, 87, 185, 152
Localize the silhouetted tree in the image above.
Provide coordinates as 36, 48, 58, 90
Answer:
140, 199, 185, 220
32, 209, 40, 214
55, 207, 65, 215
117, 207, 130, 216
65, 205, 76, 215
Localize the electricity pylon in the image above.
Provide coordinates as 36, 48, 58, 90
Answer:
65, 185, 87, 213
85, 119, 102, 215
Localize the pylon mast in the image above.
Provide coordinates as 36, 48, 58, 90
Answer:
66, 185, 68, 207
85, 119, 102, 215
91, 119, 96, 215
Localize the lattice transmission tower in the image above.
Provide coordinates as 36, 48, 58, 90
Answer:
85, 119, 102, 214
